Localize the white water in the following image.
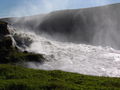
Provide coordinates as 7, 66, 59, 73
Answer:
16, 31, 120, 77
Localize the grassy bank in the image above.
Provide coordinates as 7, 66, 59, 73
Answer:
0, 64, 120, 90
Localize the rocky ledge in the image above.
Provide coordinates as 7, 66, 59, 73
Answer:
0, 21, 45, 64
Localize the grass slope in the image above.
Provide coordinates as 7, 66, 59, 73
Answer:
0, 64, 120, 90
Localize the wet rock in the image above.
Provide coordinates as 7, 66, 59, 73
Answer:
0, 21, 10, 36
13, 33, 33, 49
3, 35, 16, 49
0, 20, 45, 64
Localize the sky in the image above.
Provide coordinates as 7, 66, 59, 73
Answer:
0, 0, 120, 18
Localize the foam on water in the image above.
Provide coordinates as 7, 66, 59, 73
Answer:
18, 31, 120, 77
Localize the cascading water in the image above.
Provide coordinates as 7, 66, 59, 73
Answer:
7, 3, 120, 77
14, 30, 120, 77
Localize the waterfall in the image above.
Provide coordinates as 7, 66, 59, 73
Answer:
7, 3, 120, 77
12, 30, 120, 77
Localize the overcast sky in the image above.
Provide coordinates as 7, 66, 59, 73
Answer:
0, 0, 120, 18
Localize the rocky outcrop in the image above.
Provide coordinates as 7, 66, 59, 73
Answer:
0, 21, 14, 48
0, 21, 45, 64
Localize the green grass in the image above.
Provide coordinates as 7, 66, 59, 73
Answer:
0, 64, 120, 90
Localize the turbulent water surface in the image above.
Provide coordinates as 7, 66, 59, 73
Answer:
14, 30, 120, 77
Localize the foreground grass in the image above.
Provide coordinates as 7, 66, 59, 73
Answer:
0, 64, 120, 90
